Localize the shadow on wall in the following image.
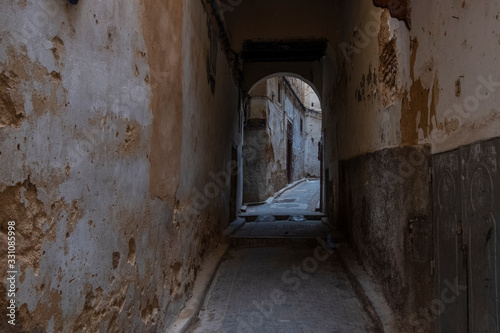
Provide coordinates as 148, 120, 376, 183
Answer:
338, 145, 434, 332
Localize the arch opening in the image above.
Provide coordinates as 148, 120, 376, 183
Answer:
242, 74, 323, 218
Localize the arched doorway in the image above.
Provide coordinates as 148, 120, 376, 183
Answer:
242, 74, 323, 217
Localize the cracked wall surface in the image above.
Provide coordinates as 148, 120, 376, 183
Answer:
323, 0, 500, 331
2, 0, 500, 331
0, 0, 241, 331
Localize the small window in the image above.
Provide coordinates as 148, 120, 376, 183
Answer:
300, 118, 303, 133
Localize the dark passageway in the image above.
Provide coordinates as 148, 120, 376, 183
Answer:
1, 0, 499, 332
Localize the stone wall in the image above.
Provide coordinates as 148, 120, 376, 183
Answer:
0, 0, 241, 331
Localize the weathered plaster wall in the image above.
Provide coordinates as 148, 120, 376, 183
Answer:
282, 77, 322, 178
0, 0, 240, 331
338, 146, 433, 332
323, 1, 432, 331
323, 0, 500, 331
330, 0, 500, 159
266, 78, 289, 191
334, 6, 407, 160
304, 87, 322, 112
243, 79, 287, 202
243, 77, 321, 202
288, 77, 322, 113
409, 0, 500, 154
283, 81, 306, 182
304, 111, 322, 177
242, 127, 268, 203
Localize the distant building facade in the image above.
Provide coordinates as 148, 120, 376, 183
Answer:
243, 77, 322, 203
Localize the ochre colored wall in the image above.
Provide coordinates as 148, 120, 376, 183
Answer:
0, 0, 240, 331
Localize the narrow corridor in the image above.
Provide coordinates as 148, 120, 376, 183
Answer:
191, 245, 377, 333
2, 1, 500, 332
190, 181, 380, 333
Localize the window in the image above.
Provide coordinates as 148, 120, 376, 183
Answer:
300, 118, 303, 133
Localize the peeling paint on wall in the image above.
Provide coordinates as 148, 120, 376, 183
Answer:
401, 37, 440, 145
0, 179, 49, 279
373, 0, 411, 29
0, 44, 67, 128
0, 0, 241, 331
378, 10, 399, 108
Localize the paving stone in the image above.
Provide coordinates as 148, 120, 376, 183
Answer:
192, 245, 377, 333
190, 178, 377, 333
245, 179, 321, 216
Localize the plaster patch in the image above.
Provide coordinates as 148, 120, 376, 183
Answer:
1, 45, 67, 126
117, 120, 141, 155
0, 179, 50, 280
0, 63, 25, 128
51, 36, 65, 68
379, 10, 398, 108
17, 289, 63, 332
373, 0, 411, 29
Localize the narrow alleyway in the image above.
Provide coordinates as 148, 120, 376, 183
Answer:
190, 181, 379, 333
3, 1, 500, 332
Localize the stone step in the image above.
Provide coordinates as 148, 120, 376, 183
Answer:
239, 212, 325, 222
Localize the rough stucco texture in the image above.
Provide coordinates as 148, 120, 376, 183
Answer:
242, 129, 269, 203
0, 0, 239, 331
338, 146, 433, 332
